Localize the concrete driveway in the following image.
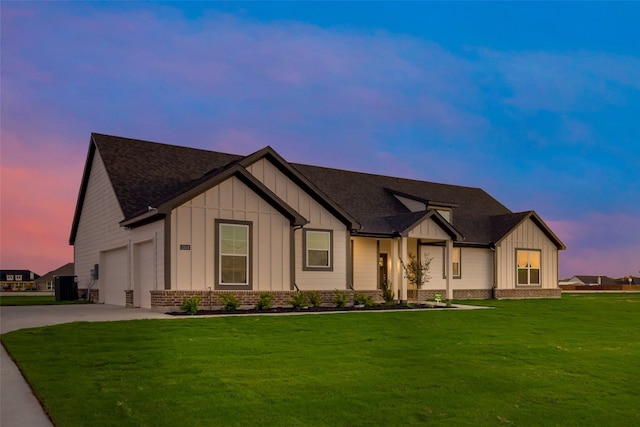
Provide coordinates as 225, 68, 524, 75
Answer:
1, 304, 172, 427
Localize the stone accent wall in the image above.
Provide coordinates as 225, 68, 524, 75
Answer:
79, 288, 100, 303
495, 288, 561, 299
150, 289, 384, 312
125, 290, 133, 307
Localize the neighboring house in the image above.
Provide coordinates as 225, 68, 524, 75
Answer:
35, 263, 75, 291
0, 270, 40, 291
568, 275, 618, 286
70, 133, 566, 310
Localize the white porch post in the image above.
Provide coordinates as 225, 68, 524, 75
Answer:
400, 236, 408, 302
445, 239, 454, 300
391, 237, 399, 302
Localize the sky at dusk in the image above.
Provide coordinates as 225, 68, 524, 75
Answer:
1, 1, 639, 279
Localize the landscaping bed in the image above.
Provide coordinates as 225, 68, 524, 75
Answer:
168, 302, 453, 316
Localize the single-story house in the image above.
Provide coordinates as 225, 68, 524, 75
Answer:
34, 263, 75, 291
70, 133, 566, 310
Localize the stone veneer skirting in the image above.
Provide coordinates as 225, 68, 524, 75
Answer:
409, 288, 561, 300
149, 289, 385, 312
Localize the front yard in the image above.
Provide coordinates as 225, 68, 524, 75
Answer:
2, 294, 639, 426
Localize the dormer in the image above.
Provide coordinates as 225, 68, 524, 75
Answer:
386, 188, 458, 223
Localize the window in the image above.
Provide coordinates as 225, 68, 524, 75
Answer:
436, 209, 451, 223
15, 275, 22, 281
304, 229, 332, 270
441, 246, 461, 278
6, 275, 13, 281
452, 247, 461, 278
217, 221, 251, 288
517, 250, 540, 286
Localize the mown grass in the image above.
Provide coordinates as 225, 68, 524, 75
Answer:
2, 294, 639, 426
0, 295, 90, 306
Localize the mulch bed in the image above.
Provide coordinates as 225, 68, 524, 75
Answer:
169, 303, 454, 316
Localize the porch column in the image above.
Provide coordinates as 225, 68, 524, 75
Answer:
400, 236, 408, 302
390, 237, 399, 302
445, 239, 454, 300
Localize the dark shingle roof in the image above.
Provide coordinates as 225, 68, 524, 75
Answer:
71, 133, 563, 249
292, 163, 511, 242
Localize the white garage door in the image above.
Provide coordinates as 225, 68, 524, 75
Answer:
133, 241, 155, 309
102, 247, 128, 306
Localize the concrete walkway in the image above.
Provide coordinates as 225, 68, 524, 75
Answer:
1, 304, 171, 427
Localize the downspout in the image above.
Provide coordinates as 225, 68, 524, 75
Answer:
490, 244, 497, 299
291, 225, 304, 290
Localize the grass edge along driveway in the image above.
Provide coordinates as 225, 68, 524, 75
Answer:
2, 294, 639, 426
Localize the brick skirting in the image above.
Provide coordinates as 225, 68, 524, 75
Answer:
78, 288, 99, 303
409, 289, 494, 300
150, 289, 384, 312
494, 288, 561, 299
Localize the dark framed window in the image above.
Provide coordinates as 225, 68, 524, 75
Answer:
452, 247, 461, 278
303, 229, 333, 271
516, 249, 541, 286
215, 220, 252, 289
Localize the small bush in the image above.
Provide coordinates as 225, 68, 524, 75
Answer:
307, 290, 322, 308
256, 292, 274, 310
289, 292, 308, 310
180, 296, 201, 315
354, 293, 375, 307
218, 293, 240, 311
381, 282, 395, 304
333, 289, 349, 308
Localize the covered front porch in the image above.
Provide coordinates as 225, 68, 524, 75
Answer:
351, 209, 463, 302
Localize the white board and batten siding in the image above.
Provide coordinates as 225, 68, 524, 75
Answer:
170, 176, 291, 291
74, 151, 164, 305
246, 158, 349, 290
495, 218, 559, 289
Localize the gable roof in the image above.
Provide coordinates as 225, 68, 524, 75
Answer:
35, 263, 74, 283
70, 133, 566, 250
572, 275, 618, 285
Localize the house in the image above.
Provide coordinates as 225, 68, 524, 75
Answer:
568, 275, 617, 286
70, 133, 566, 310
34, 263, 75, 291
0, 270, 40, 291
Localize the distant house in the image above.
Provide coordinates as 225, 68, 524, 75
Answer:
615, 276, 640, 286
0, 270, 40, 291
35, 263, 75, 291
568, 275, 618, 286
70, 133, 566, 310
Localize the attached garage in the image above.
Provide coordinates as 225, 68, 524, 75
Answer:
101, 247, 128, 305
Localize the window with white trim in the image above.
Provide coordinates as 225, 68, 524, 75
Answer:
304, 230, 332, 270
218, 222, 250, 286
6, 275, 14, 281
517, 249, 540, 286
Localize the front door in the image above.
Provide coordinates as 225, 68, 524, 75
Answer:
378, 253, 388, 289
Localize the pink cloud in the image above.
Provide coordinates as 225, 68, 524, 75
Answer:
0, 132, 84, 275
548, 213, 640, 278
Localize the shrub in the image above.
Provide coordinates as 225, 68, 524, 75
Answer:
333, 289, 349, 308
381, 281, 395, 304
180, 296, 201, 315
307, 290, 322, 308
354, 293, 375, 307
218, 293, 240, 311
256, 292, 274, 310
289, 292, 308, 310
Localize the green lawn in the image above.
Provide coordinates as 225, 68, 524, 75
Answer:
0, 295, 90, 306
2, 294, 639, 426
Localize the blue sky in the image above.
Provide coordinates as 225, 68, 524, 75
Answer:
1, 1, 639, 278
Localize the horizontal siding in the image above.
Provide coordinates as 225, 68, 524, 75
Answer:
352, 238, 378, 290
